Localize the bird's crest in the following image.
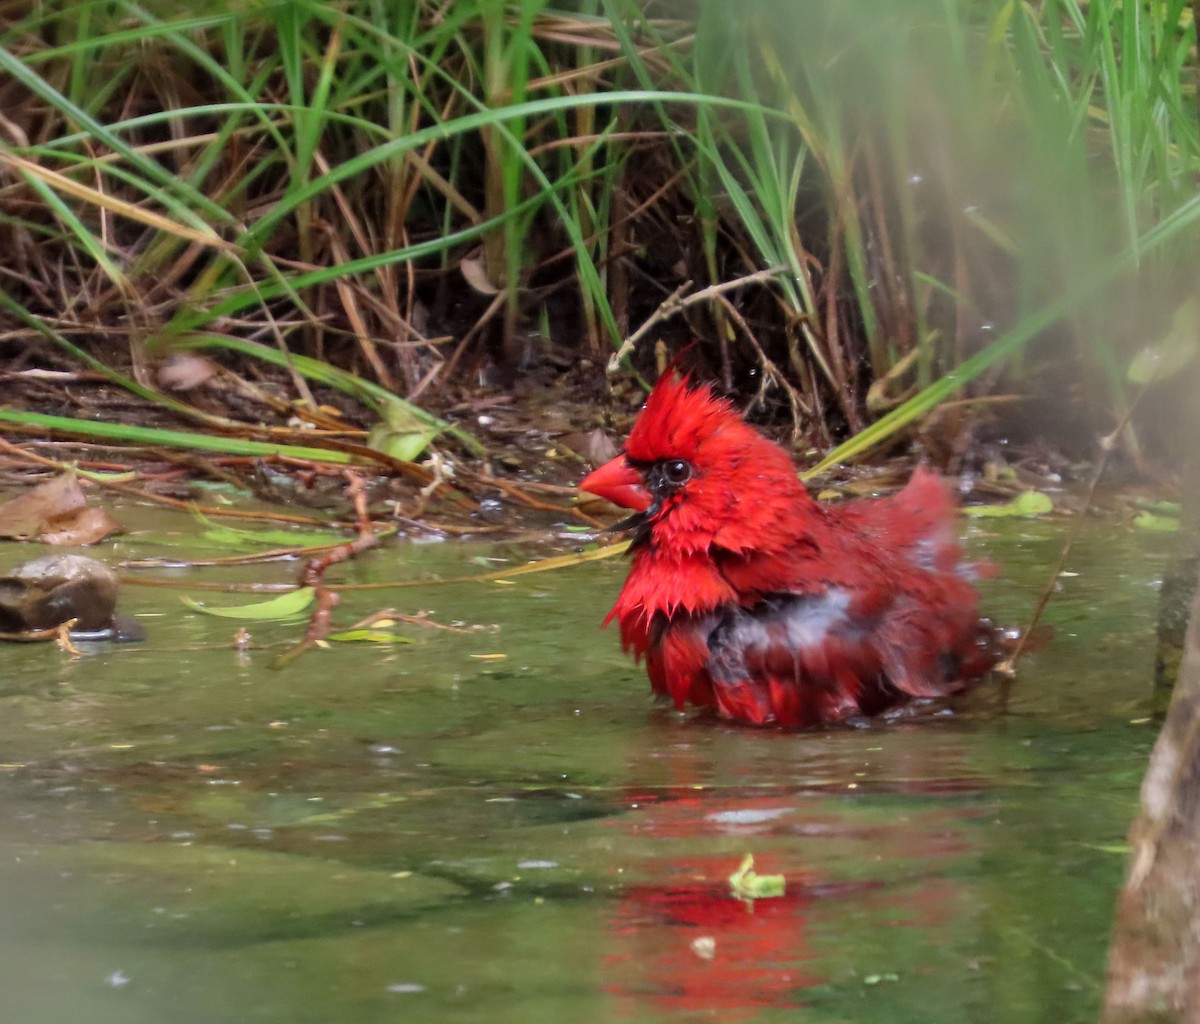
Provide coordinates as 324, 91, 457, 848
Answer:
624, 372, 747, 464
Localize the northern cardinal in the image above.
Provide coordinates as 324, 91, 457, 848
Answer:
579, 372, 999, 728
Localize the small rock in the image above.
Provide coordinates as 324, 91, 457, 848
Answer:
0, 554, 118, 633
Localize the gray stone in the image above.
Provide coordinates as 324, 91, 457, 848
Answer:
0, 554, 119, 633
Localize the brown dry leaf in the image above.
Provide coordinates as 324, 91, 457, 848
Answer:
410, 299, 430, 336
39, 504, 123, 545
459, 251, 502, 295
0, 474, 122, 544
0, 474, 88, 539
157, 353, 219, 391
559, 429, 619, 467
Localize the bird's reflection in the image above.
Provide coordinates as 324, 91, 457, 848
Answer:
598, 719, 984, 1019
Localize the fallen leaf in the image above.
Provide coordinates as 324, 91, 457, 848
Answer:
157, 353, 219, 391
963, 491, 1053, 518
1133, 512, 1180, 532
0, 474, 85, 538
39, 504, 124, 545
194, 511, 346, 548
0, 474, 122, 544
728, 853, 786, 901
561, 429, 619, 467
182, 587, 316, 620
459, 251, 502, 295
367, 425, 435, 463
327, 629, 413, 644
366, 399, 441, 462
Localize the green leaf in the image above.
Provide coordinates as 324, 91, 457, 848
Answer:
0, 408, 352, 463
190, 512, 397, 550
366, 399, 444, 462
1013, 491, 1055, 515
1133, 512, 1180, 533
1085, 843, 1132, 855
193, 512, 347, 549
182, 587, 316, 619
327, 629, 414, 644
728, 854, 786, 901
1130, 498, 1183, 516
366, 427, 434, 463
201, 525, 345, 548
963, 491, 1054, 518
74, 469, 139, 484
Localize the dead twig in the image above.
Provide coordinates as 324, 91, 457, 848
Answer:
272, 471, 381, 668
0, 617, 79, 645
996, 389, 1146, 687
607, 266, 788, 374
271, 588, 340, 670
714, 292, 810, 435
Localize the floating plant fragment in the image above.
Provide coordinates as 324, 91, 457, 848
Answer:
327, 629, 414, 644
182, 587, 316, 619
194, 512, 351, 549
1132, 512, 1180, 533
963, 491, 1053, 518
728, 854, 785, 901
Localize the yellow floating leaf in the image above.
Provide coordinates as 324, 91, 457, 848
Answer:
728, 853, 786, 901
486, 541, 631, 580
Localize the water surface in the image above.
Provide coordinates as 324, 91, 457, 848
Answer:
0, 511, 1165, 1023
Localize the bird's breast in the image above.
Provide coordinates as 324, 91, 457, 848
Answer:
613, 549, 738, 626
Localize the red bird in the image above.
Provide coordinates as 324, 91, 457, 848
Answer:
580, 373, 999, 728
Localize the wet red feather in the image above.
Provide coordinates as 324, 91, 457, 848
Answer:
580, 373, 998, 728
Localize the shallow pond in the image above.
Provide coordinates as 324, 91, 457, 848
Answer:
0, 508, 1168, 1023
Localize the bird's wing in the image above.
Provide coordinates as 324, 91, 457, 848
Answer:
699, 590, 894, 726
845, 465, 964, 574
655, 580, 989, 727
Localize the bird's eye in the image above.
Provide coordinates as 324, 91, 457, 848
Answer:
662, 459, 692, 485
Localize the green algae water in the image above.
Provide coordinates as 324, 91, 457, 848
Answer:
0, 511, 1166, 1023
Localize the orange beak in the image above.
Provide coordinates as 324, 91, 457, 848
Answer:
579, 456, 651, 512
